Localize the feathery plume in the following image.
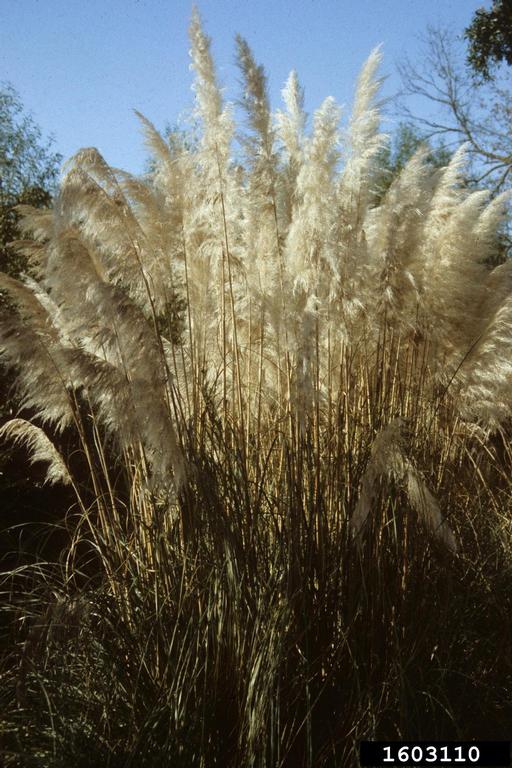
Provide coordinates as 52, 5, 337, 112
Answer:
351, 419, 458, 552
0, 418, 71, 486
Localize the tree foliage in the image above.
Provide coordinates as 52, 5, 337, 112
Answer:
465, 0, 512, 80
0, 84, 61, 277
0, 83, 61, 197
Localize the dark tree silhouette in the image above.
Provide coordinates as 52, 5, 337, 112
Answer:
465, 1, 512, 80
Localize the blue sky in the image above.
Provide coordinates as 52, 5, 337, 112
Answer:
1, 0, 486, 174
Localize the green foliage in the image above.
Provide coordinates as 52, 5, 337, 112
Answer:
0, 83, 61, 198
465, 0, 512, 80
0, 84, 61, 277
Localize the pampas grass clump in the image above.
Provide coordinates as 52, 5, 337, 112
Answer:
1, 10, 512, 766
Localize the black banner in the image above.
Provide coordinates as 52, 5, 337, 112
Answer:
359, 741, 511, 767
